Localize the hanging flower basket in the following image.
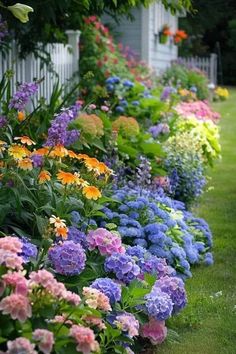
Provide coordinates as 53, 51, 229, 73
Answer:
159, 24, 173, 45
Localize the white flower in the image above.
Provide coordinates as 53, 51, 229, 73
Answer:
49, 215, 66, 229
8, 3, 33, 23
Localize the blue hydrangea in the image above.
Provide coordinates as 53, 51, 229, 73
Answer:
204, 252, 214, 265
67, 226, 87, 249
145, 288, 173, 320
104, 253, 140, 283
48, 241, 86, 276
19, 237, 38, 262
91, 277, 121, 303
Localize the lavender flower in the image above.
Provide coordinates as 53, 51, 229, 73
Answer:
30, 154, 43, 168
136, 156, 152, 188
149, 123, 170, 138
48, 241, 86, 276
145, 288, 173, 320
45, 105, 80, 147
9, 82, 38, 111
160, 86, 173, 101
91, 277, 121, 303
154, 276, 187, 313
0, 115, 7, 128
104, 253, 140, 283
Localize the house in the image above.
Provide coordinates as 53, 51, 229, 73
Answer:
103, 2, 180, 74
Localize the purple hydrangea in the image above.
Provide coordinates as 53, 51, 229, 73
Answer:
9, 82, 38, 111
30, 154, 43, 168
19, 237, 38, 262
160, 86, 175, 101
48, 241, 86, 276
149, 123, 170, 139
104, 253, 140, 283
154, 276, 187, 313
145, 288, 173, 321
67, 226, 87, 249
91, 277, 121, 303
45, 104, 80, 147
0, 115, 7, 128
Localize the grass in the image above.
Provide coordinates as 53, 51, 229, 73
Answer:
158, 89, 236, 354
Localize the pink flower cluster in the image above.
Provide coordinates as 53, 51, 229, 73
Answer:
0, 293, 31, 322
115, 313, 139, 338
69, 325, 99, 354
83, 315, 106, 330
175, 101, 220, 122
87, 228, 125, 256
2, 272, 28, 296
83, 287, 111, 311
4, 337, 37, 354
140, 318, 167, 344
0, 236, 23, 270
33, 329, 54, 354
28, 270, 81, 305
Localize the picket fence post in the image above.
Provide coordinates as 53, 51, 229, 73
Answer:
66, 30, 81, 74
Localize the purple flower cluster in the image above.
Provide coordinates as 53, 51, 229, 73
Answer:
48, 241, 86, 276
149, 123, 170, 139
114, 312, 139, 338
104, 253, 140, 283
9, 82, 38, 111
91, 277, 121, 303
160, 86, 176, 101
0, 115, 7, 128
87, 228, 125, 256
45, 104, 80, 147
30, 154, 43, 168
67, 226, 87, 249
154, 276, 187, 313
19, 237, 38, 262
136, 156, 152, 188
145, 288, 173, 321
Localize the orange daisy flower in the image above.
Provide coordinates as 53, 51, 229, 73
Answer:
77, 153, 89, 160
55, 226, 68, 239
8, 144, 30, 160
82, 185, 102, 200
57, 170, 77, 185
33, 147, 50, 156
84, 157, 100, 171
14, 136, 36, 146
38, 170, 51, 184
18, 158, 33, 170
67, 150, 78, 159
17, 111, 25, 122
49, 145, 68, 158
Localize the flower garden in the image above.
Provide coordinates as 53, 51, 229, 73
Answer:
0, 3, 233, 354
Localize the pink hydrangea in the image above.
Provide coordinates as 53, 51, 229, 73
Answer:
82, 287, 111, 311
62, 290, 81, 305
100, 105, 109, 112
140, 318, 167, 344
175, 101, 220, 122
70, 325, 99, 354
0, 249, 23, 270
87, 228, 125, 256
114, 313, 139, 338
6, 337, 37, 354
83, 315, 106, 330
0, 236, 22, 253
0, 293, 32, 322
33, 329, 54, 354
2, 272, 28, 296
51, 314, 73, 325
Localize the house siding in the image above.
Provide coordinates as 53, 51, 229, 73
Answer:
102, 9, 142, 57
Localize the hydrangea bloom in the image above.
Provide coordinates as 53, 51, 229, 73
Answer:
67, 226, 87, 248
145, 288, 173, 321
0, 293, 32, 322
2, 271, 28, 296
91, 278, 121, 303
69, 325, 99, 354
48, 241, 86, 276
114, 313, 139, 338
87, 228, 125, 256
9, 82, 38, 111
82, 287, 111, 311
104, 253, 140, 283
6, 337, 37, 354
32, 329, 54, 354
154, 276, 187, 313
19, 237, 38, 262
140, 318, 167, 344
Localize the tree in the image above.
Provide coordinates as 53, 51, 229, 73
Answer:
1, 0, 192, 55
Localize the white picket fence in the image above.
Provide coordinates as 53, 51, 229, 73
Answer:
179, 53, 218, 84
0, 30, 80, 103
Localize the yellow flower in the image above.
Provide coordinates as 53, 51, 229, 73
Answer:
18, 158, 33, 170
17, 111, 25, 122
84, 157, 100, 171
38, 170, 51, 184
49, 215, 66, 229
14, 136, 36, 146
67, 150, 78, 159
7, 3, 34, 23
8, 144, 30, 159
34, 147, 49, 156
55, 226, 68, 239
77, 153, 89, 160
82, 186, 102, 200
49, 145, 68, 158
57, 170, 77, 185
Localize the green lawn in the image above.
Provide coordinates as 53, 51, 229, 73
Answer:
158, 89, 236, 354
